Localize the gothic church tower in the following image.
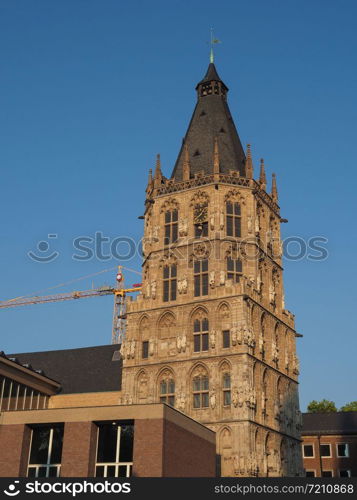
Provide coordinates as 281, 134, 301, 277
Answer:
121, 62, 304, 477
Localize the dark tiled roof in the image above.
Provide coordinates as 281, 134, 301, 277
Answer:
302, 412, 357, 435
171, 63, 246, 181
9, 344, 122, 394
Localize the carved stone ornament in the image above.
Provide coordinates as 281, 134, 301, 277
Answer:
176, 334, 187, 353
209, 271, 215, 288
151, 280, 157, 299
178, 218, 188, 237
177, 277, 188, 294
210, 330, 216, 349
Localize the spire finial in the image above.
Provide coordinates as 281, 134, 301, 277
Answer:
209, 28, 221, 63
246, 144, 253, 179
259, 158, 267, 190
154, 153, 162, 187
182, 143, 190, 181
271, 173, 278, 201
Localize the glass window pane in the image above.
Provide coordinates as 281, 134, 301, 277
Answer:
48, 466, 58, 477
194, 276, 200, 297
119, 424, 134, 462
163, 266, 169, 279
226, 202, 233, 214
202, 318, 209, 331
226, 216, 233, 236
234, 203, 241, 216
202, 333, 209, 351
50, 426, 64, 464
202, 222, 208, 237
306, 471, 315, 477
202, 259, 208, 272
224, 391, 231, 406
194, 335, 201, 352
171, 265, 177, 277
168, 396, 175, 407
223, 374, 231, 388
202, 274, 208, 295
29, 427, 50, 465
193, 378, 200, 391
223, 330, 230, 348
160, 381, 167, 394
169, 380, 175, 393
38, 467, 47, 477
107, 465, 116, 477
337, 444, 348, 457
227, 257, 234, 271
97, 424, 118, 463
172, 224, 178, 242
27, 467, 37, 478
171, 280, 177, 301
193, 394, 200, 408
165, 211, 171, 223
202, 377, 209, 391
322, 471, 333, 477
303, 445, 313, 457
236, 259, 242, 273
340, 470, 350, 477
194, 261, 200, 273
172, 209, 178, 222
95, 466, 105, 477
163, 280, 169, 302
118, 465, 128, 477
193, 319, 200, 332
202, 393, 209, 408
234, 218, 241, 237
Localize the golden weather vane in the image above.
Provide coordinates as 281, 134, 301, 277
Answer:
209, 28, 221, 63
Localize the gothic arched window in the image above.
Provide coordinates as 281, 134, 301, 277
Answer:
226, 257, 243, 282
193, 317, 209, 352
226, 201, 241, 237
194, 259, 208, 297
163, 264, 177, 302
159, 376, 175, 407
222, 373, 231, 406
164, 209, 178, 245
193, 374, 209, 409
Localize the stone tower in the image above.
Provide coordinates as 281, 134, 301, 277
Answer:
121, 62, 304, 477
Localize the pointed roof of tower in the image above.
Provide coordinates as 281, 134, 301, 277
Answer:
171, 62, 246, 181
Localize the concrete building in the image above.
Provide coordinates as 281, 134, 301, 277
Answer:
302, 412, 357, 477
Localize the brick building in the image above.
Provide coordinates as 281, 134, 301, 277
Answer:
301, 412, 357, 477
0, 347, 215, 477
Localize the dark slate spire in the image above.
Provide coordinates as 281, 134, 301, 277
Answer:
171, 62, 246, 181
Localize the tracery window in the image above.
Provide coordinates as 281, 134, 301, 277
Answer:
163, 264, 177, 302
193, 317, 209, 352
159, 377, 175, 407
226, 201, 241, 237
164, 209, 178, 245
222, 373, 231, 406
194, 259, 208, 296
226, 257, 242, 282
193, 374, 209, 409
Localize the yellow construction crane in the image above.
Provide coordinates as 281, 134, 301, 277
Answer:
0, 267, 141, 344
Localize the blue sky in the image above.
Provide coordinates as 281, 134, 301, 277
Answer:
0, 0, 356, 411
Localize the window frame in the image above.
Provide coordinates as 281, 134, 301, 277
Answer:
302, 444, 314, 458
321, 470, 334, 477
163, 264, 177, 302
193, 318, 209, 353
95, 422, 133, 478
142, 341, 149, 359
192, 375, 209, 409
159, 378, 175, 407
339, 470, 351, 478
27, 425, 63, 478
226, 201, 241, 238
222, 330, 230, 349
164, 209, 178, 246
222, 373, 231, 407
336, 443, 349, 458
305, 470, 316, 477
226, 257, 243, 283
194, 259, 209, 297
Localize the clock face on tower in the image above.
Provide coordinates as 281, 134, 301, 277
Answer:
193, 204, 208, 224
